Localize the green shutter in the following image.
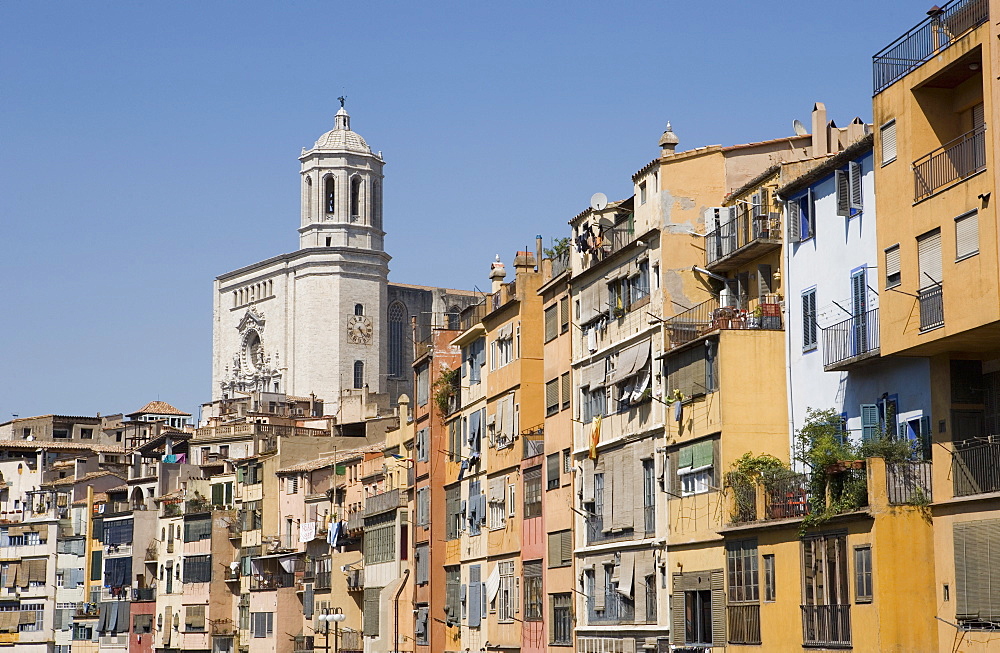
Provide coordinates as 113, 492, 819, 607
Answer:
861, 404, 879, 441
90, 550, 102, 581
920, 416, 932, 460
678, 445, 694, 469
692, 440, 714, 468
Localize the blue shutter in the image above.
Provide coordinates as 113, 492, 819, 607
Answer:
920, 416, 933, 460
861, 404, 879, 441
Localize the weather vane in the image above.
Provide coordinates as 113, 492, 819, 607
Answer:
337, 95, 347, 108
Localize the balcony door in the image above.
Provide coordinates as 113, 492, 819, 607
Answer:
850, 268, 868, 356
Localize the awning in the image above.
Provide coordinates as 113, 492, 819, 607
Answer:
607, 339, 650, 385
580, 362, 606, 389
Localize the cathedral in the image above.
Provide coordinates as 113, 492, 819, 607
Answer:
211, 103, 478, 414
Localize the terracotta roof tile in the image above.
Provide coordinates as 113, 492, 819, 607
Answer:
128, 401, 191, 417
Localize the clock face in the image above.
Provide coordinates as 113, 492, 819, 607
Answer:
347, 315, 373, 344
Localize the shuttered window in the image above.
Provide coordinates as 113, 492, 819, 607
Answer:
666, 345, 708, 399
251, 612, 273, 638
415, 544, 429, 585
363, 587, 381, 636
544, 306, 558, 342
854, 547, 872, 603
954, 519, 1000, 627
468, 565, 482, 627
182, 555, 211, 584
184, 605, 205, 632
523, 561, 543, 621
881, 120, 897, 165
545, 379, 560, 416
849, 161, 863, 211
561, 372, 571, 410
547, 530, 572, 568
671, 570, 725, 646
956, 211, 979, 260
550, 593, 572, 644
917, 229, 942, 289
802, 289, 817, 350
559, 296, 570, 333
885, 245, 901, 288
546, 453, 560, 490
836, 170, 850, 217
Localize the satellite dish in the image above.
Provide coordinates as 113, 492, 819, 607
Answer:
590, 192, 608, 211
792, 119, 808, 136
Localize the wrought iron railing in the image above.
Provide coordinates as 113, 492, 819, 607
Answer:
249, 572, 294, 591
886, 461, 933, 504
919, 285, 944, 331
664, 295, 782, 347
765, 474, 811, 520
801, 604, 851, 647
522, 426, 544, 459
873, 0, 988, 93
587, 593, 636, 625
952, 440, 1000, 497
914, 125, 986, 201
728, 604, 761, 645
822, 308, 880, 368
133, 587, 156, 601
705, 212, 781, 268
584, 517, 634, 545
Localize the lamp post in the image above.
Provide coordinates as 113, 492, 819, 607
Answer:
318, 608, 345, 653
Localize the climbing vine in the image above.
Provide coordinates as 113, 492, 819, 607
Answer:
432, 366, 460, 416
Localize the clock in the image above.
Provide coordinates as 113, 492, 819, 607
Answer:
347, 315, 373, 344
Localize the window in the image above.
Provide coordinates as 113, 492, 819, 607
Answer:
371, 180, 382, 229
185, 605, 206, 632
415, 544, 429, 585
104, 518, 134, 545
53, 429, 69, 439
488, 477, 507, 530
544, 305, 558, 342
763, 555, 775, 602
251, 611, 273, 638
354, 303, 364, 316
643, 458, 656, 533
133, 614, 153, 634
550, 593, 572, 645
639, 181, 647, 205
546, 453, 560, 490
324, 176, 336, 214
414, 605, 429, 645
547, 530, 572, 568
415, 429, 429, 463
497, 561, 517, 622
445, 567, 461, 625
801, 533, 850, 645
802, 288, 817, 350
545, 379, 560, 416
286, 476, 298, 495
956, 211, 979, 260
665, 343, 715, 399
388, 302, 406, 377
81, 428, 93, 439
646, 574, 657, 623
726, 539, 759, 602
953, 519, 1000, 628
880, 120, 897, 165
464, 337, 485, 385
685, 590, 713, 645
854, 546, 872, 603
415, 486, 430, 527
917, 228, 942, 289
183, 555, 212, 583
835, 162, 863, 217
183, 516, 211, 543
885, 245, 901, 288
416, 364, 429, 406
523, 467, 542, 519
364, 513, 395, 564
559, 296, 570, 333
787, 189, 814, 242
350, 176, 362, 219
582, 385, 606, 423
492, 329, 515, 369
675, 440, 715, 496
524, 561, 543, 621
631, 260, 650, 305
446, 486, 462, 540
353, 361, 364, 389
103, 557, 130, 588
560, 373, 571, 410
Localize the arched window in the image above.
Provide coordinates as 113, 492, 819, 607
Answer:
447, 304, 461, 330
372, 180, 381, 229
355, 304, 364, 316
388, 302, 406, 377
351, 177, 362, 221
353, 361, 364, 389
325, 176, 336, 215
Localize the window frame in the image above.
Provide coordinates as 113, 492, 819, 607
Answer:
955, 210, 980, 262
854, 545, 873, 604
801, 287, 817, 352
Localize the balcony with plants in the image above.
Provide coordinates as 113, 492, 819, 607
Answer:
664, 293, 782, 349
705, 206, 781, 274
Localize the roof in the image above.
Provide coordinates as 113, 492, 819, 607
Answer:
722, 133, 811, 152
311, 127, 371, 154
0, 414, 100, 427
777, 133, 875, 198
0, 441, 126, 453
43, 470, 122, 488
725, 165, 781, 203
277, 443, 385, 474
127, 401, 191, 417
73, 493, 107, 506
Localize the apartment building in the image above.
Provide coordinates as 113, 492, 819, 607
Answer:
871, 0, 1000, 649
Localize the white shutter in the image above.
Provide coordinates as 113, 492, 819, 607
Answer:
885, 245, 901, 287
881, 120, 897, 164
849, 161, 863, 210
917, 230, 942, 289
786, 199, 801, 243
956, 211, 979, 260
835, 170, 850, 217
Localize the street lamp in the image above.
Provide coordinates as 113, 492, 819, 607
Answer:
317, 608, 345, 653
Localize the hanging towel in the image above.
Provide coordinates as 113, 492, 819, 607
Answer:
485, 564, 501, 603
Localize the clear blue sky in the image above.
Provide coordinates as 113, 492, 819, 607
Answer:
0, 1, 933, 420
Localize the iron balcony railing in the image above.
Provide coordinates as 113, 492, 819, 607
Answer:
664, 295, 782, 348
584, 517, 634, 546
522, 426, 544, 459
919, 285, 944, 331
801, 604, 852, 648
822, 308, 880, 369
886, 461, 933, 504
766, 474, 811, 520
133, 587, 156, 602
914, 125, 986, 201
705, 212, 781, 268
728, 604, 761, 645
873, 0, 988, 93
587, 593, 636, 625
249, 572, 295, 591
952, 440, 1000, 497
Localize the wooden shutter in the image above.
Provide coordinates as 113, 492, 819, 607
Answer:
787, 199, 801, 244
917, 229, 942, 288
757, 264, 772, 297
544, 306, 558, 342
469, 565, 481, 627
836, 170, 850, 217
973, 102, 985, 128
849, 161, 863, 210
861, 404, 879, 441
561, 372, 571, 410
546, 379, 559, 415
806, 188, 815, 238
711, 569, 726, 645
560, 530, 573, 566
671, 574, 686, 644
881, 121, 897, 164
956, 212, 979, 260
559, 296, 570, 332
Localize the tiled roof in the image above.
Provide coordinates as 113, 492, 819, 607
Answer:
0, 414, 100, 427
73, 493, 107, 506
0, 441, 126, 453
43, 470, 122, 487
128, 401, 191, 417
277, 443, 385, 474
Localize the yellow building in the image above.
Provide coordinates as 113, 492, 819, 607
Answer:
872, 1, 1000, 649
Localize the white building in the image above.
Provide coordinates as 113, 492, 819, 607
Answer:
212, 103, 477, 415
781, 133, 933, 457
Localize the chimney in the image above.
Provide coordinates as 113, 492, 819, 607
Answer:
513, 250, 536, 272
659, 121, 679, 156
490, 256, 507, 293
811, 103, 828, 157
535, 235, 542, 272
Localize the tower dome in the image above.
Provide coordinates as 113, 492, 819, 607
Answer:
311, 106, 372, 154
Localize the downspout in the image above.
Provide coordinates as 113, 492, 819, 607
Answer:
393, 568, 410, 653
777, 193, 799, 467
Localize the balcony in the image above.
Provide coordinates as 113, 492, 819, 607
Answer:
952, 439, 1000, 497
345, 512, 364, 534
346, 568, 364, 591
587, 593, 636, 625
581, 218, 641, 269
133, 587, 156, 602
250, 572, 295, 591
522, 425, 544, 459
211, 619, 236, 636
919, 285, 944, 331
873, 0, 988, 94
705, 212, 781, 272
823, 308, 880, 371
801, 604, 851, 648
584, 517, 634, 546
364, 489, 404, 517
727, 604, 761, 645
914, 125, 986, 201
728, 473, 811, 525
99, 635, 128, 648
886, 461, 933, 504
664, 295, 782, 348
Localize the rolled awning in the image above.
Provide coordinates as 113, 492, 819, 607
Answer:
607, 339, 650, 385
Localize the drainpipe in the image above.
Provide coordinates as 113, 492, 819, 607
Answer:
778, 193, 799, 468
393, 568, 410, 653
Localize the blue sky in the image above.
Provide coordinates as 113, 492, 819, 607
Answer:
0, 1, 933, 419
